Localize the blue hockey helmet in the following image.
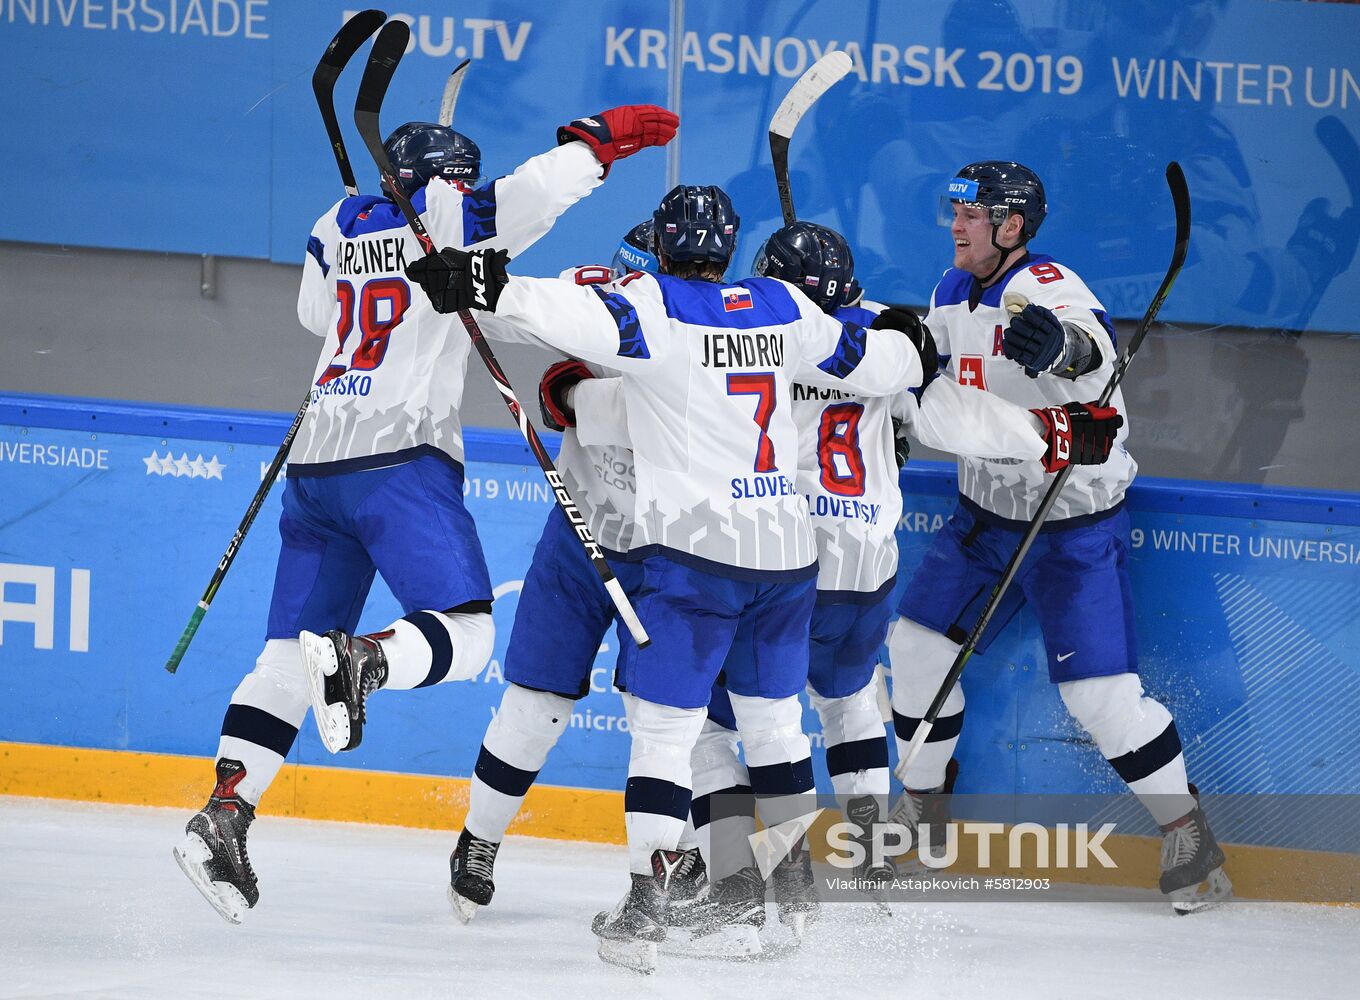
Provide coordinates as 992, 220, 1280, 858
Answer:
652, 185, 740, 267
940, 160, 1047, 241
611, 219, 658, 279
752, 222, 856, 314
382, 122, 482, 197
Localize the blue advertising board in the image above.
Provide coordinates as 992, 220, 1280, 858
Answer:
3, 394, 1358, 809
1, 0, 1356, 332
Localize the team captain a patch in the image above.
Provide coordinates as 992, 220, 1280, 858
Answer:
722, 287, 753, 312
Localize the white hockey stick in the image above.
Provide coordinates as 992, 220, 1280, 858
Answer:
769, 50, 853, 226
438, 59, 470, 128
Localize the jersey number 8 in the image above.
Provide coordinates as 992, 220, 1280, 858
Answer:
817, 402, 866, 496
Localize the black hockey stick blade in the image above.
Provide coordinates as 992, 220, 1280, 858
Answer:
313, 9, 386, 196
768, 50, 853, 226
1317, 115, 1360, 207
439, 59, 471, 128
353, 19, 437, 255
1101, 161, 1190, 405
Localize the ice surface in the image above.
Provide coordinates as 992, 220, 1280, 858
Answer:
2, 796, 1356, 1000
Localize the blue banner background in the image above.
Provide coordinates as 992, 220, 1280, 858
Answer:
1, 0, 1356, 331
3, 395, 1357, 811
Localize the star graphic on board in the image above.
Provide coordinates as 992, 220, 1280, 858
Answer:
158, 453, 178, 476
205, 455, 226, 480
144, 450, 161, 474
189, 454, 208, 479
174, 453, 193, 477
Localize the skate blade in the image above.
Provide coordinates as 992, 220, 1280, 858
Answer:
597, 937, 658, 974
172, 834, 248, 925
448, 884, 481, 925
1171, 868, 1233, 915
300, 631, 349, 754
664, 923, 762, 960
779, 910, 810, 942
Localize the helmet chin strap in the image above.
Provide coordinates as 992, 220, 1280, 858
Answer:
977, 224, 1028, 287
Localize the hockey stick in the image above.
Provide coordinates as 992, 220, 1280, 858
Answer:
164, 12, 386, 674
438, 59, 470, 128
769, 50, 853, 226
897, 162, 1191, 778
314, 9, 387, 196
352, 20, 651, 648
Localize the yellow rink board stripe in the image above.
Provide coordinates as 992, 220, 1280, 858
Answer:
0, 740, 625, 844
2, 741, 1354, 903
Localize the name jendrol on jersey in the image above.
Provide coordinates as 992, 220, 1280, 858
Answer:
702, 331, 784, 368
334, 237, 408, 277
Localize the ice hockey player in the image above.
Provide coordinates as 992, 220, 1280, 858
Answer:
172, 106, 678, 924
404, 184, 927, 972
887, 160, 1230, 913
448, 221, 705, 923
683, 221, 1111, 947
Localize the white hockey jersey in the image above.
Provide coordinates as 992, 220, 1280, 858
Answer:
289, 142, 603, 474
546, 266, 637, 557
793, 301, 1047, 599
491, 272, 924, 580
925, 253, 1136, 523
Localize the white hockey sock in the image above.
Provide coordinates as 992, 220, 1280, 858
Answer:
729, 692, 815, 831
808, 680, 890, 800
1060, 674, 1196, 826
888, 617, 964, 791
465, 684, 574, 843
216, 639, 309, 805
375, 610, 494, 690
622, 695, 706, 875
689, 719, 754, 875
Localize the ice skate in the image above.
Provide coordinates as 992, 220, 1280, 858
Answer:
886, 758, 958, 876
770, 846, 820, 941
300, 628, 389, 753
845, 795, 895, 916
593, 849, 687, 974
660, 848, 708, 929
448, 828, 500, 924
669, 865, 766, 959
172, 759, 259, 924
1161, 788, 1232, 915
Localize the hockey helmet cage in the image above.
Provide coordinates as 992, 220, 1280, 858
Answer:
382, 122, 482, 197
611, 220, 658, 279
752, 222, 856, 314
652, 185, 740, 266
940, 160, 1047, 241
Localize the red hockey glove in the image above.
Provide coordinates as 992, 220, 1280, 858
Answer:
1031, 401, 1123, 472
539, 360, 595, 432
557, 105, 679, 177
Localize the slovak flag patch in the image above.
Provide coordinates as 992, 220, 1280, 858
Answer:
722, 287, 753, 312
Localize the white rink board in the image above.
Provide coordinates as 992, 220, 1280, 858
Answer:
2, 797, 1356, 1000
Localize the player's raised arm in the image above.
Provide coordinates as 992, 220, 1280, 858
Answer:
788, 290, 924, 396
422, 104, 678, 260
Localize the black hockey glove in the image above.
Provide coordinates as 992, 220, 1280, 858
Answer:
1031, 401, 1123, 473
539, 360, 594, 432
405, 247, 509, 314
871, 306, 938, 382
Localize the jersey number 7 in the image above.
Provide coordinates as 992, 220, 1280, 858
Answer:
727, 372, 778, 473
318, 278, 412, 385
